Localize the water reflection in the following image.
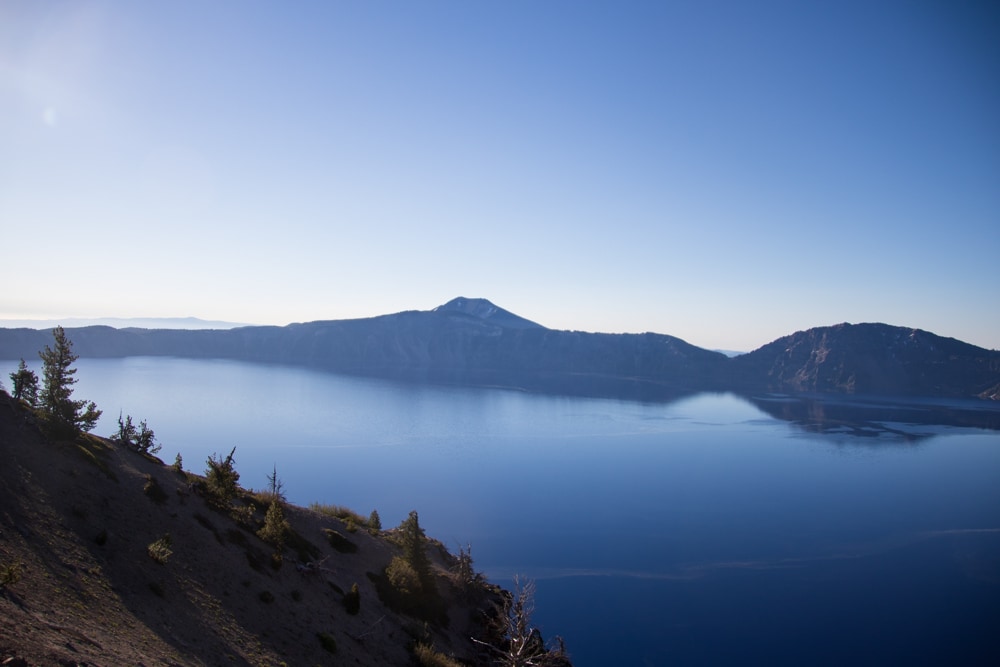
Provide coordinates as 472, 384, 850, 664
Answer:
742, 393, 1000, 438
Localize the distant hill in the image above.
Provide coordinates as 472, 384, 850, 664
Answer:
0, 316, 248, 330
1, 299, 998, 401
731, 323, 1000, 400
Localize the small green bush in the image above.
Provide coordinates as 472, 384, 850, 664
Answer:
147, 534, 173, 564
386, 556, 422, 596
414, 643, 463, 667
1, 561, 23, 588
231, 504, 255, 526
309, 502, 367, 526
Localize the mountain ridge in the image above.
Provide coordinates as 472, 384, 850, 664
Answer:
1, 298, 997, 401
0, 316, 249, 330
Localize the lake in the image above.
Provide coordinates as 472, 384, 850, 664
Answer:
8, 356, 1000, 665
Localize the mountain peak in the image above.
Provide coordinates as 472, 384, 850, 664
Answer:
433, 297, 544, 329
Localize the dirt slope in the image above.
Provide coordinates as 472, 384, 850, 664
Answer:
0, 392, 524, 666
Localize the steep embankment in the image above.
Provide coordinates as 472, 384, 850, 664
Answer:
0, 392, 562, 666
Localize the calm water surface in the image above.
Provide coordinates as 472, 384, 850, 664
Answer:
10, 357, 1000, 666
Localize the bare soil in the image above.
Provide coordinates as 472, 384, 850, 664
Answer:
0, 392, 507, 666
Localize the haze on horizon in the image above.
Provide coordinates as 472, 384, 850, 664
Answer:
2, 1, 997, 352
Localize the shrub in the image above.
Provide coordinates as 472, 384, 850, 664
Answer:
343, 582, 361, 615
414, 643, 464, 667
317, 631, 337, 654
114, 413, 161, 455
0, 561, 23, 588
386, 556, 422, 596
231, 504, 255, 526
148, 534, 173, 564
368, 509, 382, 532
309, 502, 367, 526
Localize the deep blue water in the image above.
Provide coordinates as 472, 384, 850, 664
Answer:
8, 357, 1000, 665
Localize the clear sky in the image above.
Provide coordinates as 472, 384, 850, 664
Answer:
2, 1, 997, 352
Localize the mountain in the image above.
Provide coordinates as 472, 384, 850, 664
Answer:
0, 392, 570, 666
433, 296, 543, 329
732, 323, 1000, 400
1, 299, 997, 401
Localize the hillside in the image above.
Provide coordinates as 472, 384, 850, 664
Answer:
732, 323, 1000, 400
0, 298, 997, 400
0, 392, 570, 666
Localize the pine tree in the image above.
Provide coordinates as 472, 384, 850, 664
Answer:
265, 464, 285, 502
205, 447, 240, 502
398, 510, 431, 583
257, 499, 289, 552
38, 327, 101, 436
113, 412, 160, 455
9, 358, 39, 406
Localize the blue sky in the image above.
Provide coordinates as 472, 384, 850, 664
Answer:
2, 1, 997, 351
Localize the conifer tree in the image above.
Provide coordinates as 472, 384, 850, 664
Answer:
368, 509, 382, 532
265, 463, 285, 502
258, 499, 289, 552
9, 358, 39, 406
398, 510, 431, 583
38, 327, 101, 436
205, 447, 240, 502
